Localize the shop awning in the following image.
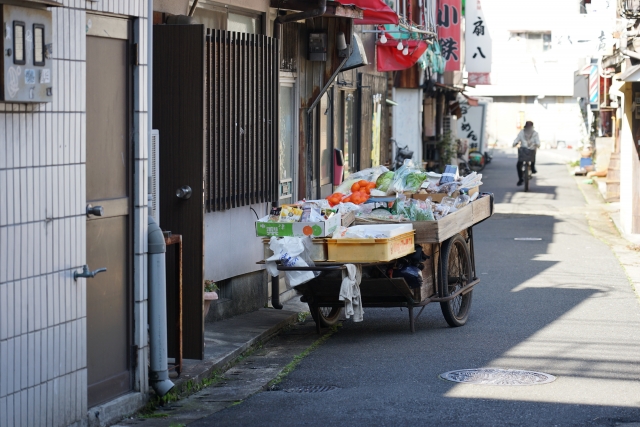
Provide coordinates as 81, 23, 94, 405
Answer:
336, 0, 399, 25
376, 33, 428, 71
619, 64, 640, 81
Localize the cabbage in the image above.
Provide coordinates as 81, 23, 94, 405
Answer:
375, 171, 395, 192
404, 172, 427, 192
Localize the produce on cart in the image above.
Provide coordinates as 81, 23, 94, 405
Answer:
257, 162, 493, 332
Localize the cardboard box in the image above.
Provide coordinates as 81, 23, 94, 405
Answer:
255, 213, 341, 238
412, 186, 479, 203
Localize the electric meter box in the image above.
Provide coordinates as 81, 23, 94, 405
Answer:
1, 5, 53, 103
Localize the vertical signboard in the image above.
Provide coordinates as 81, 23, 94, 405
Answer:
457, 101, 486, 153
437, 0, 461, 71
465, 0, 491, 85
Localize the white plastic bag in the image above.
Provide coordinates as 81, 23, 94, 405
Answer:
265, 237, 316, 287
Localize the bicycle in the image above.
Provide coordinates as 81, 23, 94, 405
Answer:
518, 147, 535, 192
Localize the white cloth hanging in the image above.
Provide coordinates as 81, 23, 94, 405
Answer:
339, 264, 363, 322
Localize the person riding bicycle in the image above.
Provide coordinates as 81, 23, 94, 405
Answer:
513, 121, 540, 186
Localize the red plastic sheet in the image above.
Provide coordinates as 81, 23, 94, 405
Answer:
376, 34, 428, 71
336, 0, 399, 25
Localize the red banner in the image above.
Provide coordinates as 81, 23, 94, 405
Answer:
336, 0, 399, 25
376, 34, 428, 72
437, 0, 461, 71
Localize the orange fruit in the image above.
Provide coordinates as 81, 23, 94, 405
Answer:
351, 183, 360, 192
358, 180, 368, 187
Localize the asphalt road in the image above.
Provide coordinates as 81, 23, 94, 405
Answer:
192, 149, 640, 427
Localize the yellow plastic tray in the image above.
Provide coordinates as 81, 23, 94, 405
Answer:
326, 231, 415, 262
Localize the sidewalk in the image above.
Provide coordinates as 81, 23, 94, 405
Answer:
576, 177, 640, 303
169, 298, 309, 394
113, 297, 319, 426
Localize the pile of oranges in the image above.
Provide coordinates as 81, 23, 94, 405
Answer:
326, 180, 376, 206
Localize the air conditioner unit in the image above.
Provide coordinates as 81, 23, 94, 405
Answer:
150, 129, 160, 224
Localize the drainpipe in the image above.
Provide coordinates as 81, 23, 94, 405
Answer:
148, 216, 175, 396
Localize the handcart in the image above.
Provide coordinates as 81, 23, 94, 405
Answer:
270, 193, 494, 333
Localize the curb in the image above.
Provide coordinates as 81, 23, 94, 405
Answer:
170, 310, 299, 397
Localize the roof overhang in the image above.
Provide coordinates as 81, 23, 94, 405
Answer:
618, 64, 640, 81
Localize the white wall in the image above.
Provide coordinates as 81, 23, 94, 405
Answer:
392, 89, 423, 165
486, 97, 587, 147
204, 204, 268, 282
0, 2, 150, 426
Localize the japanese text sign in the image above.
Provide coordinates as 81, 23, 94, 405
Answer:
457, 101, 486, 152
437, 0, 461, 71
465, 0, 491, 82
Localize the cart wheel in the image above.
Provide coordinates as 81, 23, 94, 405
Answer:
439, 234, 473, 327
309, 305, 343, 327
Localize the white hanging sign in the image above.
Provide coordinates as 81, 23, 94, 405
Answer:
465, 0, 492, 83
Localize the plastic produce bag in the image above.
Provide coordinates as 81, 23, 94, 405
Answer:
375, 171, 395, 192
389, 160, 427, 194
409, 199, 435, 221
348, 165, 389, 183
265, 237, 317, 288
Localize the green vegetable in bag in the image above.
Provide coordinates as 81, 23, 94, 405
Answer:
375, 171, 395, 192
404, 172, 428, 192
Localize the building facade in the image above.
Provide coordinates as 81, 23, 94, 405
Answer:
0, 0, 151, 426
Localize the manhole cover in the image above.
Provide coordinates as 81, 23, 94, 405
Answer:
283, 385, 339, 393
440, 369, 556, 385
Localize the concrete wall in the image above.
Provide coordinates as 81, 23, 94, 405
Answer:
203, 204, 267, 282
486, 96, 587, 148
391, 88, 422, 164
0, 1, 150, 426
205, 271, 267, 322
620, 83, 640, 235
203, 205, 268, 322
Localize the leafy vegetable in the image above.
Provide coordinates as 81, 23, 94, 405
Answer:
375, 171, 395, 192
404, 172, 427, 192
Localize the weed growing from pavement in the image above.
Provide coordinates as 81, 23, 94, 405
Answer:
139, 413, 169, 419
136, 342, 266, 418
297, 311, 310, 323
267, 324, 340, 388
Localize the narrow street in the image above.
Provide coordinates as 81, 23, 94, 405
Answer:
189, 149, 640, 427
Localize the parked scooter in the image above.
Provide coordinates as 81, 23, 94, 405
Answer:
391, 139, 414, 171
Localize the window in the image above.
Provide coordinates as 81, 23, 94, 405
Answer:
509, 31, 552, 53
279, 83, 295, 203
193, 6, 261, 34
337, 90, 357, 176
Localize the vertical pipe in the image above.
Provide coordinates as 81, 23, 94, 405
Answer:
148, 0, 153, 215
148, 216, 175, 396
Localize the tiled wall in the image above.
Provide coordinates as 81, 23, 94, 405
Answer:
0, 1, 149, 426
